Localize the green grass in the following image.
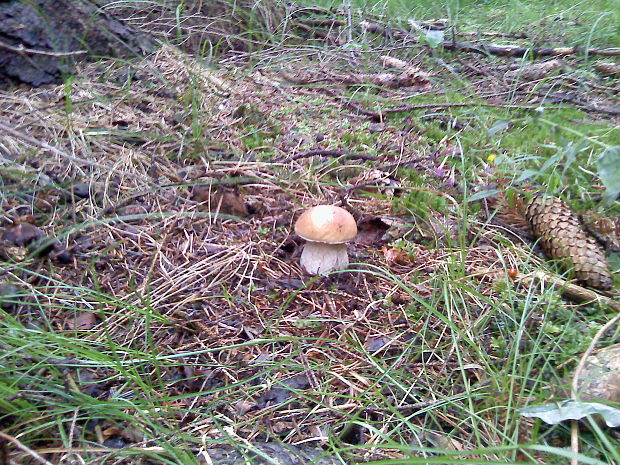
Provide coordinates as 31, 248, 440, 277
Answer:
313, 0, 620, 47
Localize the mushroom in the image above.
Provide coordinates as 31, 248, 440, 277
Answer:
294, 205, 357, 275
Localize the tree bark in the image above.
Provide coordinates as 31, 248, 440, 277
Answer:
0, 0, 154, 87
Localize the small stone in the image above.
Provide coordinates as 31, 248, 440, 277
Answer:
72, 183, 91, 199
2, 223, 43, 247
55, 250, 73, 264
368, 123, 388, 133
573, 344, 620, 403
0, 282, 20, 310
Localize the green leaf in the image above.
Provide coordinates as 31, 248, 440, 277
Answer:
425, 30, 444, 49
519, 399, 620, 427
467, 189, 500, 202
515, 169, 541, 182
597, 146, 620, 203
487, 120, 510, 137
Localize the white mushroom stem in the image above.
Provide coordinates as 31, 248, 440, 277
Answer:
300, 241, 349, 275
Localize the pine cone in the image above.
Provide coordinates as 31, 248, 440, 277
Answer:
525, 195, 613, 290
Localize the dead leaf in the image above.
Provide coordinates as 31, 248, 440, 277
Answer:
368, 123, 388, 133
371, 72, 401, 88
118, 204, 151, 216
272, 421, 293, 434
102, 426, 123, 441
408, 282, 433, 299
1, 223, 56, 256
350, 169, 400, 197
365, 336, 391, 352
380, 56, 412, 70
382, 246, 411, 266
235, 400, 258, 416
68, 311, 97, 330
192, 186, 249, 217
256, 374, 311, 408
379, 55, 432, 89
0, 243, 27, 261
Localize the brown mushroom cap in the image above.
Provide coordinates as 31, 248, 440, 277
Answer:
295, 205, 357, 244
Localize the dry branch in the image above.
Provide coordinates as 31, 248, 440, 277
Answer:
281, 149, 377, 162
443, 42, 620, 58
360, 22, 620, 58
517, 270, 620, 311
0, 40, 87, 57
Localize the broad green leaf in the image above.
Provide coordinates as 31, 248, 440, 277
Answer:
515, 169, 541, 182
487, 120, 510, 137
597, 146, 620, 203
519, 399, 620, 427
467, 189, 500, 202
425, 30, 444, 49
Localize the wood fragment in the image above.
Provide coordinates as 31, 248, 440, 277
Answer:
504, 59, 565, 82
595, 62, 620, 76
517, 271, 620, 311
0, 39, 87, 57
443, 42, 620, 58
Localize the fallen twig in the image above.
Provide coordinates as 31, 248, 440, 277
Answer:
517, 270, 620, 311
526, 91, 620, 116
361, 101, 563, 121
292, 84, 563, 121
0, 431, 54, 465
443, 42, 620, 58
281, 149, 377, 163
361, 21, 620, 58
0, 39, 87, 57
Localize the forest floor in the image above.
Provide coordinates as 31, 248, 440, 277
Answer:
1, 1, 620, 464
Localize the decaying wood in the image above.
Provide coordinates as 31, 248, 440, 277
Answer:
595, 62, 620, 75
504, 59, 566, 82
